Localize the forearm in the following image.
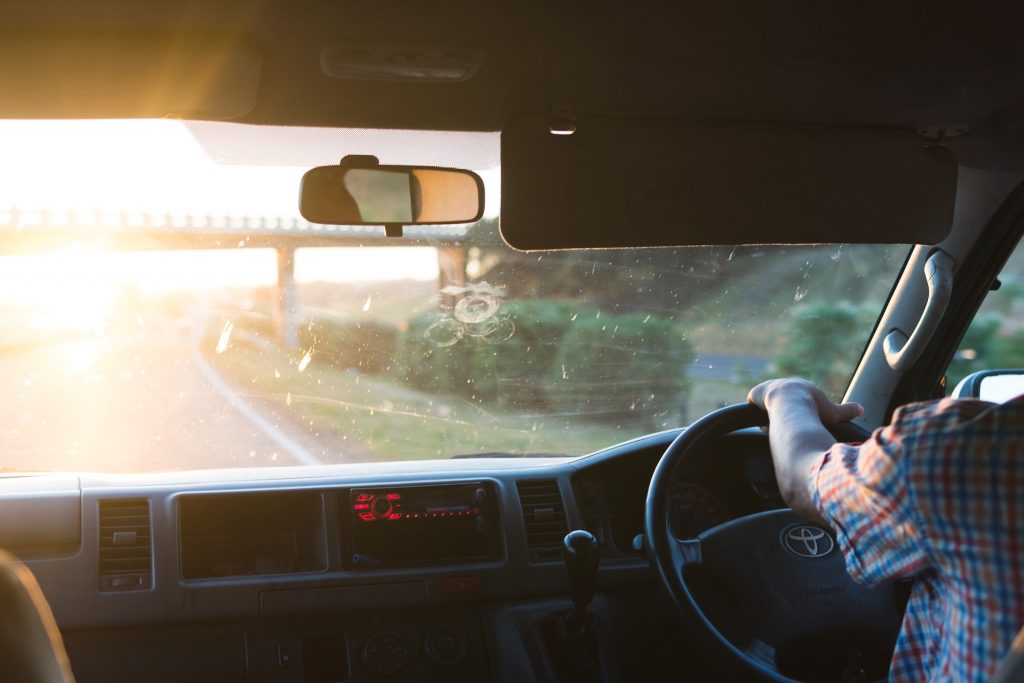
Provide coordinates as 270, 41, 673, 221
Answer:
748, 378, 862, 525
766, 395, 834, 525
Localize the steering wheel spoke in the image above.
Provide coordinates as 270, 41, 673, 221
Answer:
671, 537, 703, 567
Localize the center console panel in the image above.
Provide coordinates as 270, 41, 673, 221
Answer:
179, 491, 327, 580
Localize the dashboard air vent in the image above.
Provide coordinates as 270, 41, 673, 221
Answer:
98, 499, 152, 592
516, 480, 568, 562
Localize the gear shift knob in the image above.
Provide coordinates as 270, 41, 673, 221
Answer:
563, 529, 599, 615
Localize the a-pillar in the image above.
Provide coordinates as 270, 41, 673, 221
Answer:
273, 247, 299, 348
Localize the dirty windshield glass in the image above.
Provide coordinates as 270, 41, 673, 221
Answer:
0, 120, 907, 471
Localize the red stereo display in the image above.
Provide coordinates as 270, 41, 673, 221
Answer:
351, 488, 480, 523
344, 482, 500, 568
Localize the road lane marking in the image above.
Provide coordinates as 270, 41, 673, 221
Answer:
191, 349, 323, 466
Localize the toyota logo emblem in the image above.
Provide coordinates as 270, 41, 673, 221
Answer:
780, 524, 835, 558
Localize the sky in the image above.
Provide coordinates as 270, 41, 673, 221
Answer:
0, 119, 500, 217
0, 119, 493, 293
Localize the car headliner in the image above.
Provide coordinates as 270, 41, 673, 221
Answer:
2, 0, 1024, 173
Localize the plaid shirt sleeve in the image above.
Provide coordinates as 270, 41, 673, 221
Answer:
810, 412, 931, 586
810, 398, 1002, 587
808, 397, 1024, 683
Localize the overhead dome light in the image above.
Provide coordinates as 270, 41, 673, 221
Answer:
548, 105, 578, 136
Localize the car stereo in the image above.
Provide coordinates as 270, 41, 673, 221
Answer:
343, 482, 500, 568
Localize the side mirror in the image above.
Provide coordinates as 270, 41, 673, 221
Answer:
951, 369, 1024, 402
299, 161, 484, 227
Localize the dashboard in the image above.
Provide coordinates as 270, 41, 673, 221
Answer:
1, 428, 784, 682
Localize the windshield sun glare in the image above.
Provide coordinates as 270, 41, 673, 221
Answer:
0, 120, 908, 472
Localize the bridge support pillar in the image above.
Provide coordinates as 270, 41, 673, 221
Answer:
437, 246, 467, 306
273, 247, 299, 348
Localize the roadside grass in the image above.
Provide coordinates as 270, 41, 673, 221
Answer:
203, 331, 635, 460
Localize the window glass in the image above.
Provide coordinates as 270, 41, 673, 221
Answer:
948, 238, 1024, 392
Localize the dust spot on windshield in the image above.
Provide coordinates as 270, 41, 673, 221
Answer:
362, 295, 372, 312
424, 282, 515, 346
424, 317, 464, 347
297, 348, 313, 372
454, 293, 499, 324
215, 321, 233, 354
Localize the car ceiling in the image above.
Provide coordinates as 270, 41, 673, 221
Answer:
4, 1, 1024, 170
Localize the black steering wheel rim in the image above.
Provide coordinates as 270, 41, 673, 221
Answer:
644, 402, 881, 682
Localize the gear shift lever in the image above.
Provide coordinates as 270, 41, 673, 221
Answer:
563, 530, 599, 627
536, 530, 602, 682
539, 529, 600, 682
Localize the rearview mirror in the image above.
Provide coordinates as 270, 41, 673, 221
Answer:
299, 164, 484, 226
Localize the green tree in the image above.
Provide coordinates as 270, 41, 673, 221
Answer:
775, 302, 868, 399
550, 310, 693, 428
947, 315, 1002, 389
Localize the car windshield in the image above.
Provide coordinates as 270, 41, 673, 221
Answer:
0, 120, 908, 472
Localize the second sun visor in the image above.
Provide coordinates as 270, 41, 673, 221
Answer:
500, 113, 957, 250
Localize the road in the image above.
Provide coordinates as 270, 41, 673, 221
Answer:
0, 318, 776, 473
0, 321, 347, 473
687, 353, 772, 381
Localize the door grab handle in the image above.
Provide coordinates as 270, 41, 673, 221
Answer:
883, 250, 955, 371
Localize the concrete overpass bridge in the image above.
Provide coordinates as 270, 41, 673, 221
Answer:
0, 207, 470, 347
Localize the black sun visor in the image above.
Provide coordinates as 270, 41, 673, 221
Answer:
500, 113, 957, 250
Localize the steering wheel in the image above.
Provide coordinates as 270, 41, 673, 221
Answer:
644, 403, 904, 682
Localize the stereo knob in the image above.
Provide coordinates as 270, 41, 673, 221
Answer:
472, 487, 486, 505
423, 625, 468, 667
371, 497, 393, 519
362, 631, 408, 675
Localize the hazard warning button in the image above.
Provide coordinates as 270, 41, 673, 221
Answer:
440, 575, 481, 596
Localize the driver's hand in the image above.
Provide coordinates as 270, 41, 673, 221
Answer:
748, 378, 862, 524
747, 378, 863, 426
